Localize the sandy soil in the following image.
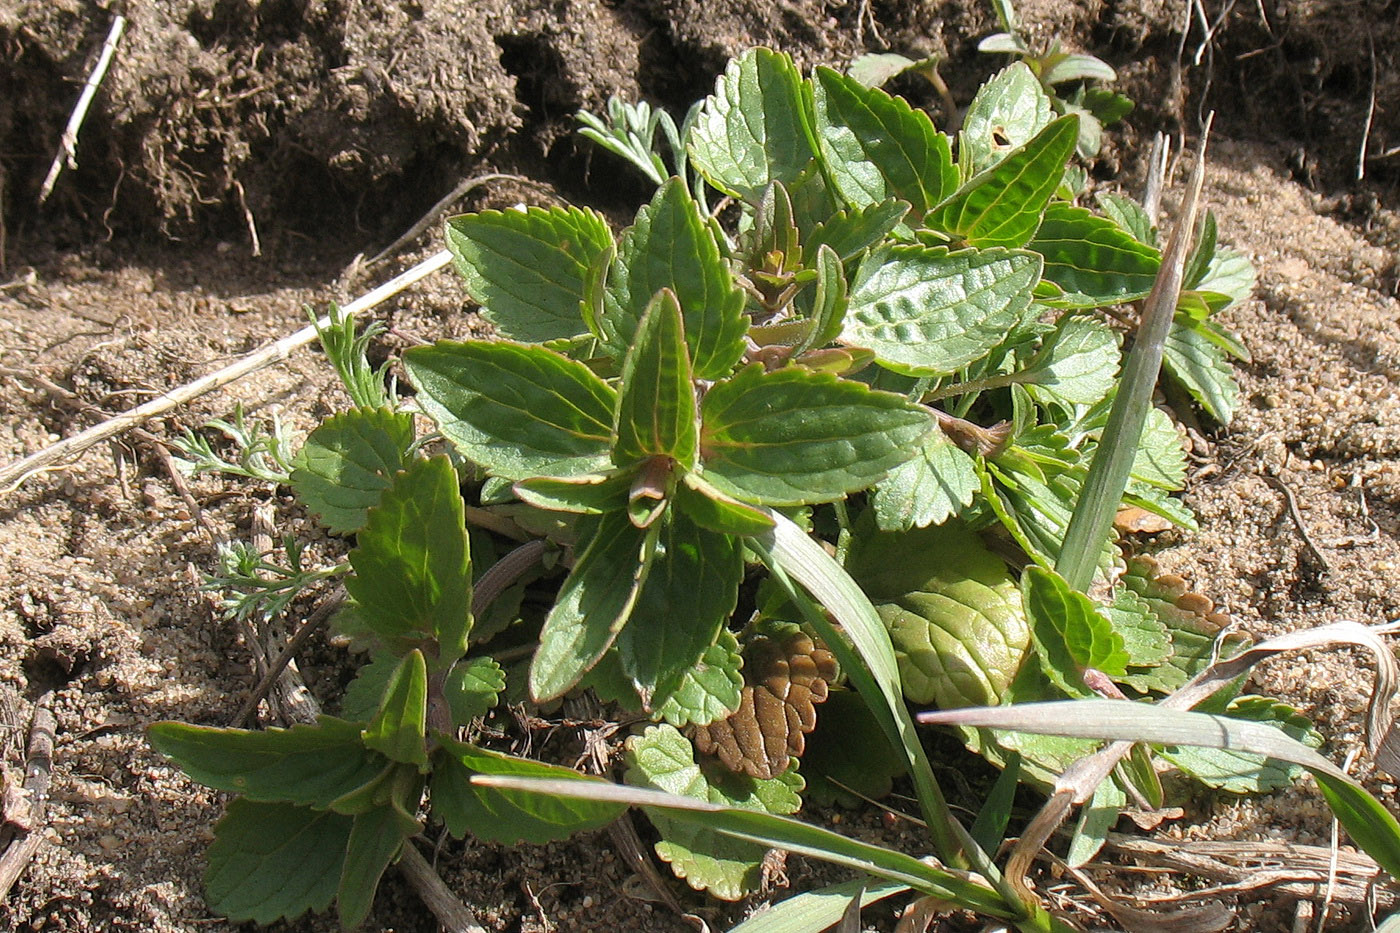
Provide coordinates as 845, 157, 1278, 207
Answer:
2, 1, 1399, 931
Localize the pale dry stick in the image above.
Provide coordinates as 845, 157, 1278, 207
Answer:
1358, 35, 1378, 182
1262, 469, 1332, 574
1044, 851, 1232, 933
38, 14, 126, 205
0, 692, 55, 898
0, 249, 452, 495
232, 178, 262, 257
230, 587, 344, 728
246, 624, 489, 930
250, 503, 318, 726
1142, 132, 1170, 226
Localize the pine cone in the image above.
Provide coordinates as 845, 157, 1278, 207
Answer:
692, 631, 838, 780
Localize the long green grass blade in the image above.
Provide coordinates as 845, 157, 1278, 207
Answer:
471, 776, 1017, 917
1055, 121, 1210, 592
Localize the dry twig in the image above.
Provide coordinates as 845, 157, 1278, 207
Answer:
1104, 834, 1398, 914
39, 14, 126, 205
229, 587, 344, 728
397, 842, 490, 933
0, 249, 451, 495
1262, 469, 1332, 574
0, 692, 56, 897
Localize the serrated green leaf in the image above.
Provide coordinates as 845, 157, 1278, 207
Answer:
445, 205, 613, 342
290, 408, 414, 535
148, 717, 386, 809
338, 802, 418, 928
1118, 557, 1246, 692
1131, 406, 1188, 490
614, 288, 699, 469
205, 799, 350, 925
1028, 202, 1162, 308
1108, 587, 1171, 670
960, 63, 1053, 174
801, 690, 907, 807
530, 512, 656, 701
1022, 314, 1122, 408
430, 737, 624, 843
404, 341, 615, 478
653, 629, 744, 727
870, 430, 979, 531
444, 656, 506, 724
625, 723, 802, 900
927, 115, 1078, 248
345, 456, 472, 659
687, 48, 814, 202
1160, 696, 1321, 794
605, 179, 747, 379
845, 245, 1040, 376
361, 649, 428, 766
1095, 192, 1156, 245
514, 468, 632, 515
673, 471, 776, 536
1192, 244, 1256, 311
619, 512, 742, 706
812, 67, 957, 215
699, 364, 931, 505
847, 517, 1029, 708
805, 199, 910, 264
340, 652, 399, 723
1023, 566, 1128, 695
1163, 320, 1239, 423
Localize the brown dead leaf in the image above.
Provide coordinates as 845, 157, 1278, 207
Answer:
692, 631, 837, 780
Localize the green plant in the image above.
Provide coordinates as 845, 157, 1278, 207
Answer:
977, 0, 1134, 161
144, 45, 1387, 933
